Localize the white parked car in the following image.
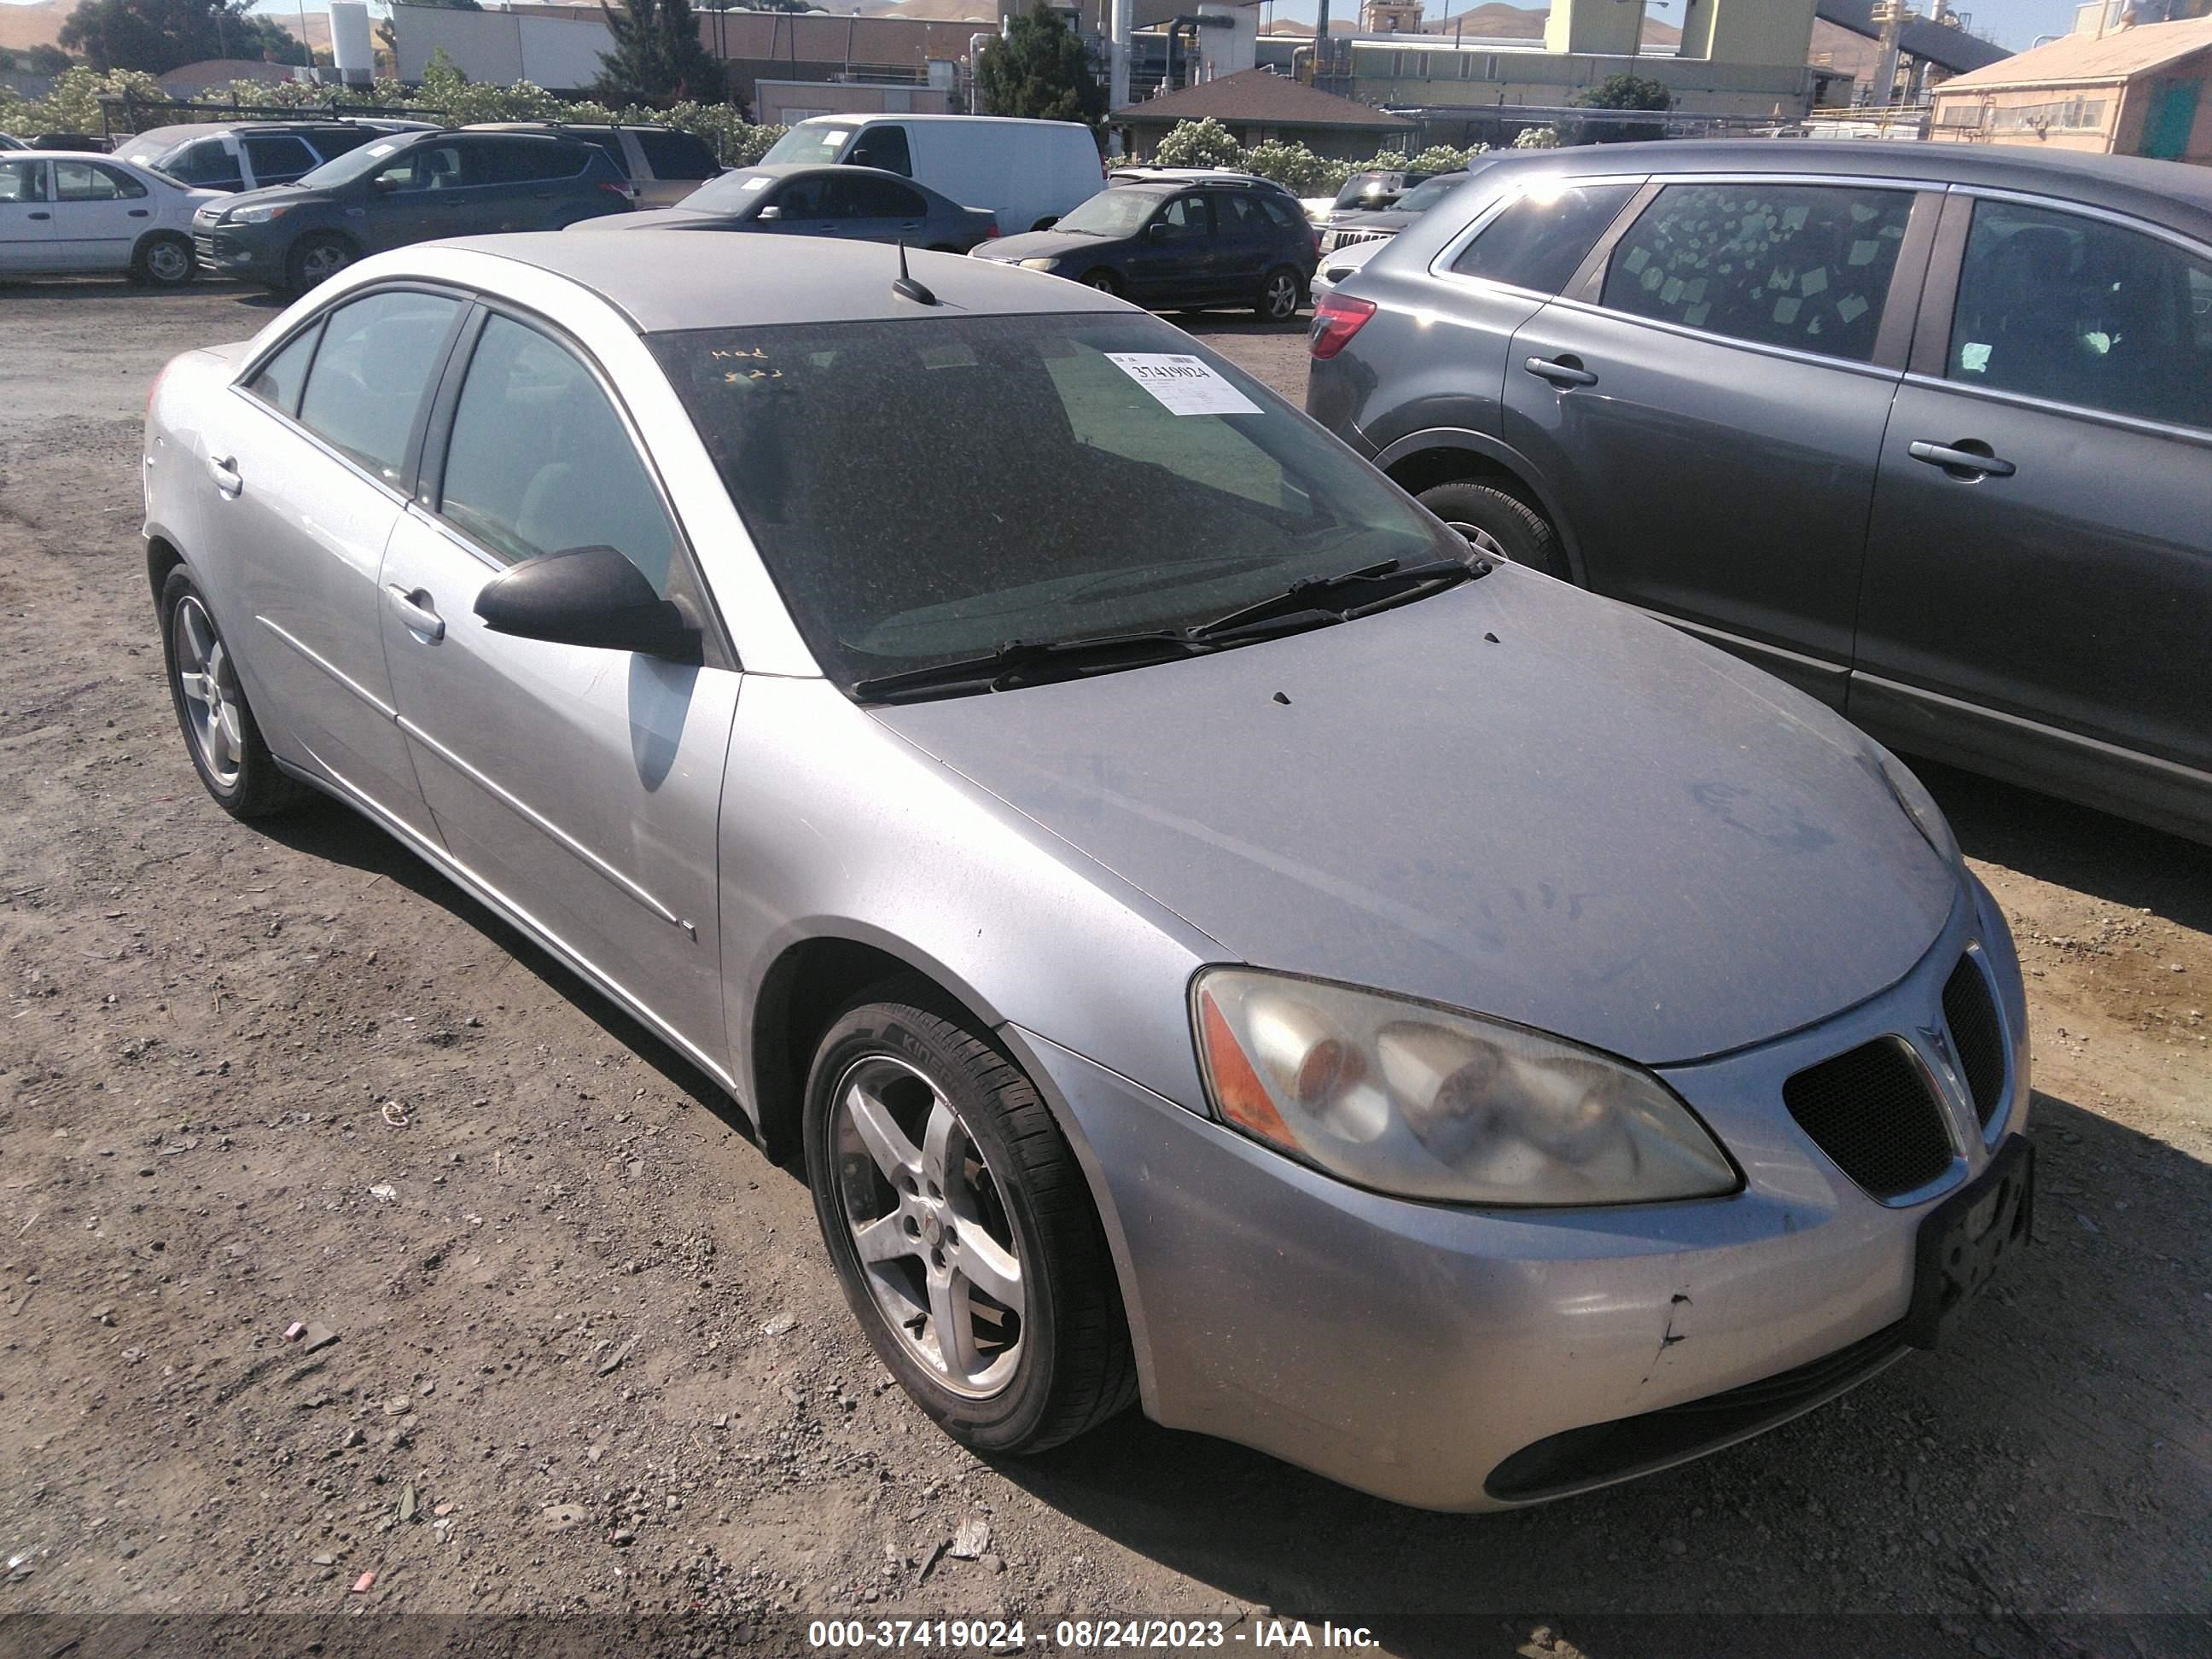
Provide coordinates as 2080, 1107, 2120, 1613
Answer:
1310, 234, 1385, 300
0, 150, 222, 286
760, 114, 1102, 234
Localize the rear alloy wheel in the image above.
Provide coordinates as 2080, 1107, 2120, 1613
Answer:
159, 566, 309, 819
132, 232, 195, 289
1256, 265, 1303, 323
1416, 479, 1568, 579
285, 232, 354, 293
804, 979, 1136, 1452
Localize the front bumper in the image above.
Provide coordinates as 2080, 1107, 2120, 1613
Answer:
1004, 875, 2029, 1511
193, 222, 285, 281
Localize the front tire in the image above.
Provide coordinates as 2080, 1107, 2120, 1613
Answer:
1256, 265, 1304, 323
131, 232, 196, 289
159, 567, 309, 820
803, 979, 1137, 1453
1080, 268, 1121, 297
284, 231, 355, 294
1416, 480, 1568, 579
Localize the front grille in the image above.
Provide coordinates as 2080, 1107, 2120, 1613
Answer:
193, 231, 221, 267
1942, 955, 2007, 1128
1486, 1321, 1908, 1502
1783, 1038, 1955, 1200
1324, 227, 1393, 252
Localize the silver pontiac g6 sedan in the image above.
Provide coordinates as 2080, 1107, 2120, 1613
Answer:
143, 233, 2033, 1511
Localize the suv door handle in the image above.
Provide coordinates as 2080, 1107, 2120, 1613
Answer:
1908, 439, 2016, 480
27, 210, 50, 220
207, 454, 242, 497
385, 585, 445, 642
1524, 356, 1599, 387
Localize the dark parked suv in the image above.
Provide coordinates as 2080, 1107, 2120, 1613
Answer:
193, 129, 631, 292
1309, 141, 2212, 842
975, 178, 1318, 320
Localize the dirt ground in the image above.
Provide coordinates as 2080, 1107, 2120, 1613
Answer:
0, 280, 2207, 1658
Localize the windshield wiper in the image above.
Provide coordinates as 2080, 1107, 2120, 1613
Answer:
1187, 556, 1482, 643
852, 630, 1202, 704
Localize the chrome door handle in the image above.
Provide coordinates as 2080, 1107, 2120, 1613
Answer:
1908, 440, 2016, 480
207, 454, 242, 497
1524, 356, 1599, 387
385, 584, 445, 642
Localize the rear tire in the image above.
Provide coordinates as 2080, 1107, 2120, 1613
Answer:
284, 231, 355, 294
131, 232, 195, 289
1255, 265, 1303, 323
158, 566, 311, 820
803, 977, 1137, 1454
1416, 480, 1568, 579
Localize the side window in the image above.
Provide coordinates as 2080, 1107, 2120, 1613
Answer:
242, 134, 316, 184
246, 322, 322, 417
0, 158, 48, 202
834, 176, 923, 218
372, 141, 469, 192
1450, 181, 1637, 294
485, 140, 585, 183
1216, 193, 1267, 233
165, 138, 243, 189
772, 177, 833, 221
846, 124, 911, 177
307, 127, 380, 160
1601, 181, 1913, 364
438, 313, 679, 593
1947, 198, 2212, 433
55, 160, 146, 201
1154, 195, 1211, 239
1257, 194, 1299, 230
295, 290, 463, 488
632, 127, 717, 181
580, 134, 631, 177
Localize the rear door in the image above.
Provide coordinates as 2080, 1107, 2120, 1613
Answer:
1125, 191, 1215, 305
0, 157, 55, 271
1209, 190, 1276, 297
48, 159, 150, 271
211, 287, 466, 841
1852, 191, 2212, 830
1500, 174, 1934, 707
830, 173, 928, 245
378, 306, 737, 1071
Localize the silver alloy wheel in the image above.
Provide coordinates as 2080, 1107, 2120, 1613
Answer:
172, 595, 243, 789
143, 238, 190, 284
1445, 522, 1511, 563
831, 1053, 1025, 1400
1262, 270, 1301, 320
298, 239, 351, 286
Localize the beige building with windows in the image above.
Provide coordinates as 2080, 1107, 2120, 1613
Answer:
1928, 14, 2212, 163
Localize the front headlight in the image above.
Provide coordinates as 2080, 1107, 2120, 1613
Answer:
1017, 257, 1060, 271
1192, 969, 1738, 1206
226, 203, 292, 225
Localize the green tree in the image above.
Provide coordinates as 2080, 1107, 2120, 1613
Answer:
1574, 71, 1670, 143
975, 3, 1104, 134
1150, 116, 1241, 168
59, 0, 306, 73
596, 0, 726, 108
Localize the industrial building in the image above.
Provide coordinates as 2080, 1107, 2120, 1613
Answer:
1929, 9, 2212, 162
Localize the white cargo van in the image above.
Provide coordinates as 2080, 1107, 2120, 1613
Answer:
760, 114, 1103, 235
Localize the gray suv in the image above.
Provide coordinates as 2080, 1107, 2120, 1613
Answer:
1309, 141, 2212, 844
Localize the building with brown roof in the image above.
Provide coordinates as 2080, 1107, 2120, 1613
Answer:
1113, 66, 1412, 157
1929, 14, 2212, 162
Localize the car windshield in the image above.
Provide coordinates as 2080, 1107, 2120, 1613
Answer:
296, 136, 411, 189
682, 168, 778, 212
1334, 173, 1400, 210
1054, 189, 1158, 237
762, 124, 855, 166
1394, 173, 1467, 215
648, 313, 1461, 690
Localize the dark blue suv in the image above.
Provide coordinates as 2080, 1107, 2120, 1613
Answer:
974, 178, 1318, 321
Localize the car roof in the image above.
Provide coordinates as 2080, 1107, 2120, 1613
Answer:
1503, 138, 2212, 236
434, 231, 1115, 332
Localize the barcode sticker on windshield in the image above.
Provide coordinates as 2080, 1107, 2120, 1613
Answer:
1106, 353, 1261, 417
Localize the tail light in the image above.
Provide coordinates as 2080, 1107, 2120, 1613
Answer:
986, 223, 999, 237
1307, 292, 1376, 361
598, 180, 632, 201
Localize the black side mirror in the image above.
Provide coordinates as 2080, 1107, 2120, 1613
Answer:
370, 175, 398, 193
1146, 220, 1170, 241
474, 545, 700, 661
1033, 214, 1057, 230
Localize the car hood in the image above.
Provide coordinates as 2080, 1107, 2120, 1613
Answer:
574, 207, 730, 231
211, 182, 327, 216
872, 572, 1959, 1067
979, 229, 1115, 263
1329, 208, 1416, 233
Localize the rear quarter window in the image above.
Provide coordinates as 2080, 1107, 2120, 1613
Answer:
632, 127, 717, 179
1448, 181, 1637, 294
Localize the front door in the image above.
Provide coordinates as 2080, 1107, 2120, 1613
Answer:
1499, 177, 1927, 706
48, 160, 150, 272
2141, 79, 2203, 161
379, 308, 736, 1072
361, 137, 504, 251
1853, 194, 2212, 825
1126, 191, 1216, 306
0, 157, 55, 271
765, 173, 844, 238
212, 287, 465, 841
